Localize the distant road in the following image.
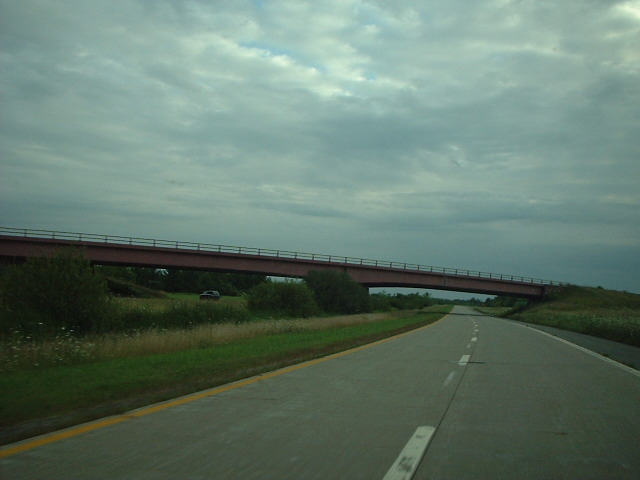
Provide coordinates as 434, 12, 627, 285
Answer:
2, 307, 639, 479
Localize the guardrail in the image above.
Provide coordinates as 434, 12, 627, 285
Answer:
0, 226, 568, 287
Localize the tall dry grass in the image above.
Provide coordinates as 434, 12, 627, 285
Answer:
94, 312, 407, 358
1, 311, 412, 371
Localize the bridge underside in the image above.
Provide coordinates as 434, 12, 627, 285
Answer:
0, 236, 546, 299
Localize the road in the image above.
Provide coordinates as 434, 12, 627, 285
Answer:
2, 306, 639, 479
507, 318, 640, 369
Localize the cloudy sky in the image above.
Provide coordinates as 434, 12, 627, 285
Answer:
1, 0, 639, 294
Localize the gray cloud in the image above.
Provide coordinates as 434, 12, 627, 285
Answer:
1, 0, 638, 293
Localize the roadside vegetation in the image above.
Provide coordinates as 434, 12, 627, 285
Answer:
0, 249, 448, 443
486, 286, 640, 347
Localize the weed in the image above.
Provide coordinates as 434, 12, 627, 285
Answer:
509, 286, 640, 346
0, 328, 96, 371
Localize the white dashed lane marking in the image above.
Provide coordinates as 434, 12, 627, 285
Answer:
383, 426, 435, 480
443, 371, 456, 387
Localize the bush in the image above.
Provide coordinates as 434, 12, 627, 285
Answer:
247, 280, 318, 318
370, 293, 394, 312
304, 270, 371, 315
389, 293, 432, 310
113, 301, 250, 331
369, 292, 432, 311
0, 248, 112, 337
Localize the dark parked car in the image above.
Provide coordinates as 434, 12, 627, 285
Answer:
199, 290, 221, 301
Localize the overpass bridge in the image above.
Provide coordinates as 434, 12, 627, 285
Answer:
0, 227, 566, 299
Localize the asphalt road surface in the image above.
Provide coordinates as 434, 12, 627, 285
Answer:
2, 306, 639, 479
507, 317, 640, 370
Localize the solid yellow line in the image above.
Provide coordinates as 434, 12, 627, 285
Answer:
0, 315, 446, 459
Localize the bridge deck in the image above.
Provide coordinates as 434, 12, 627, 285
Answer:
0, 228, 566, 298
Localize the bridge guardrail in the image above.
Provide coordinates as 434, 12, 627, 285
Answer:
0, 227, 568, 287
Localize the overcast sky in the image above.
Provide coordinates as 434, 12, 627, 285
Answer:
1, 0, 639, 294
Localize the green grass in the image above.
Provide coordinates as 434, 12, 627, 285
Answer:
164, 292, 199, 301
507, 286, 640, 346
0, 307, 450, 444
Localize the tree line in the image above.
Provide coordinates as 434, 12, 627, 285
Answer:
4, 248, 521, 338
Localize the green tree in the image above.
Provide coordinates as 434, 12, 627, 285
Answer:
0, 248, 112, 336
484, 295, 518, 307
95, 265, 137, 283
130, 267, 165, 289
157, 270, 267, 296
370, 292, 393, 312
304, 270, 371, 314
389, 292, 432, 310
247, 280, 318, 317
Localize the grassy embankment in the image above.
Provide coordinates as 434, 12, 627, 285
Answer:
0, 298, 451, 444
480, 286, 640, 347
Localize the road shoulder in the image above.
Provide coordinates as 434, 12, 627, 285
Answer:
504, 318, 640, 370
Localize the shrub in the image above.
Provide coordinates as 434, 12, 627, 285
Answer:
0, 248, 112, 337
370, 293, 393, 312
389, 292, 432, 310
109, 300, 250, 333
304, 270, 371, 315
247, 280, 318, 318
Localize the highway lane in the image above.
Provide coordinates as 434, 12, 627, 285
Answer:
417, 307, 640, 479
2, 306, 639, 479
